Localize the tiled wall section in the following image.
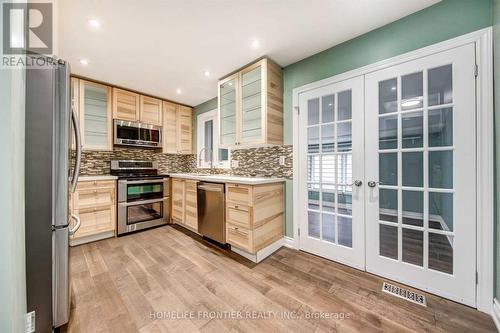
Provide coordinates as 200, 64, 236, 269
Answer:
229, 145, 292, 178
76, 148, 194, 175
78, 145, 293, 179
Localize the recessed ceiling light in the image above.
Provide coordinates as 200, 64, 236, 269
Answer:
251, 40, 259, 48
391, 86, 396, 91
204, 70, 210, 77
176, 89, 182, 94
88, 19, 101, 29
228, 82, 233, 86
79, 59, 89, 65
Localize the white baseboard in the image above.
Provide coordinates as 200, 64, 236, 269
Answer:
284, 236, 297, 249
492, 299, 500, 332
232, 238, 284, 263
69, 230, 114, 246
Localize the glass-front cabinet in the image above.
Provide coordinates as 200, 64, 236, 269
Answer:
73, 78, 113, 150
218, 58, 283, 148
219, 74, 238, 146
240, 63, 263, 144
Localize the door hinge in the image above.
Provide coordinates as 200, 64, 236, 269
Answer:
476, 271, 479, 284
25, 311, 35, 333
474, 64, 479, 78
294, 106, 300, 115
298, 228, 300, 236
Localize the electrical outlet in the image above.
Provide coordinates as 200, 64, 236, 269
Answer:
279, 156, 286, 166
26, 311, 35, 333
231, 160, 239, 168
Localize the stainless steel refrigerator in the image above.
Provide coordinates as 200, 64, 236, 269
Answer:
25, 56, 82, 331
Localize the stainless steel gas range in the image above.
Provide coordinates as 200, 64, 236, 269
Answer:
111, 160, 170, 235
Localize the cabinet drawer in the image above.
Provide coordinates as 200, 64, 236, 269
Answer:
77, 180, 115, 190
73, 205, 114, 238
226, 184, 253, 205
226, 223, 253, 253
76, 188, 114, 209
226, 204, 252, 228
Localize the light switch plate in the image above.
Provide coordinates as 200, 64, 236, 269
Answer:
279, 156, 286, 166
231, 160, 239, 168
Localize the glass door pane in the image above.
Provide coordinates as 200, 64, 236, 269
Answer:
219, 77, 237, 145
375, 67, 456, 272
240, 66, 262, 142
82, 82, 109, 148
306, 89, 353, 248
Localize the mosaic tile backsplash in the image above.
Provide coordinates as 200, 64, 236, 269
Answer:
78, 145, 293, 179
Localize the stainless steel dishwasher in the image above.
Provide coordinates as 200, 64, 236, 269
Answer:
197, 182, 226, 244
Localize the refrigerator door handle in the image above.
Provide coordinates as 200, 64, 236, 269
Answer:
69, 214, 81, 236
71, 103, 82, 193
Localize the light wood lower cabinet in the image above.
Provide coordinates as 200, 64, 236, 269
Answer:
70, 180, 116, 246
225, 183, 284, 254
171, 178, 198, 232
184, 180, 198, 230
171, 178, 185, 222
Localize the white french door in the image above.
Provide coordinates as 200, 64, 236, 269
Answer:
365, 44, 476, 306
298, 43, 477, 306
298, 76, 365, 270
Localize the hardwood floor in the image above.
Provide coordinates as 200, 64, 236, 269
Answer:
67, 225, 496, 333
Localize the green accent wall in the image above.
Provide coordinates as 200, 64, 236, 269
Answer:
281, 0, 493, 237
283, 0, 493, 145
494, 0, 500, 301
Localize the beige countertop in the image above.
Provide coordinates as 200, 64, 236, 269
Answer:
168, 173, 285, 185
78, 175, 118, 181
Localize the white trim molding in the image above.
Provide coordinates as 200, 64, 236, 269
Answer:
284, 236, 298, 249
493, 299, 500, 332
196, 109, 231, 169
292, 27, 494, 314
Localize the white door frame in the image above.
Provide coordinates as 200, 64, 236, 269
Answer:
292, 27, 494, 314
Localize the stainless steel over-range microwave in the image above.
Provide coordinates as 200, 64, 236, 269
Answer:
114, 119, 162, 148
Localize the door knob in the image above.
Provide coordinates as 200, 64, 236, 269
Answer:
354, 180, 363, 187
368, 181, 378, 188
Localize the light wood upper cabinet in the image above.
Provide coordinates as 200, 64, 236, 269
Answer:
140, 95, 162, 126
79, 80, 113, 150
177, 105, 193, 154
162, 102, 193, 154
113, 88, 140, 121
163, 101, 178, 154
71, 77, 112, 151
218, 58, 283, 148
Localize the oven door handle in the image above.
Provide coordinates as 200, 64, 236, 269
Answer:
119, 198, 167, 206
120, 179, 168, 185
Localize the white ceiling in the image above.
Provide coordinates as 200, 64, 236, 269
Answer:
57, 0, 439, 106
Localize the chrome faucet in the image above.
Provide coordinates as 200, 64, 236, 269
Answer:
198, 147, 214, 172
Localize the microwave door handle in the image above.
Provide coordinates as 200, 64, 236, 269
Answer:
71, 103, 82, 193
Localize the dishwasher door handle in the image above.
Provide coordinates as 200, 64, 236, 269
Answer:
198, 185, 223, 192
